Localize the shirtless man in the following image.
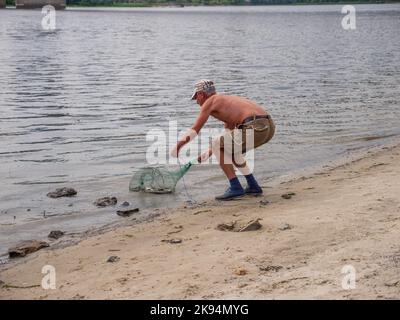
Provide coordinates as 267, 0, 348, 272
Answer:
172, 80, 275, 200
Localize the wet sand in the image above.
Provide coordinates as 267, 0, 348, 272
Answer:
1, 143, 400, 299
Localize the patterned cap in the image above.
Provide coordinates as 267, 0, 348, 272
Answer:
191, 79, 216, 100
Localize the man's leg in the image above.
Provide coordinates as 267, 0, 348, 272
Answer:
232, 152, 263, 196
212, 136, 244, 200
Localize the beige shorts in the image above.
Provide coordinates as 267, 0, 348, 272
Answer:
218, 116, 275, 155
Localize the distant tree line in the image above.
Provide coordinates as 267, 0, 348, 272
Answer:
4, 0, 398, 7
67, 0, 397, 6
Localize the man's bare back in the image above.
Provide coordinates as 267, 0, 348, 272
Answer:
192, 94, 268, 133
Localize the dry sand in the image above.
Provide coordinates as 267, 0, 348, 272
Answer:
1, 144, 400, 300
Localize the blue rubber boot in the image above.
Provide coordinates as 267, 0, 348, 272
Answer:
244, 174, 263, 196
244, 185, 263, 196
215, 177, 245, 201
215, 187, 245, 201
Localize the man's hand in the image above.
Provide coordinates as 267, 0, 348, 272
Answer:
197, 148, 212, 163
170, 140, 185, 158
170, 128, 198, 158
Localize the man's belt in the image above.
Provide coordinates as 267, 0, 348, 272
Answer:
237, 114, 270, 129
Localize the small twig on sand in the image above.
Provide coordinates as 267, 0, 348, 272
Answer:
1, 283, 41, 289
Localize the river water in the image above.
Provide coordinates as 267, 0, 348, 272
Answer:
0, 4, 399, 255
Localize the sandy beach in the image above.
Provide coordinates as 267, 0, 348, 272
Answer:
1, 143, 400, 300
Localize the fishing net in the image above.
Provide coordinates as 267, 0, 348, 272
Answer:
129, 162, 192, 194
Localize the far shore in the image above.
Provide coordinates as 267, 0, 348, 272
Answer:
3, 2, 399, 10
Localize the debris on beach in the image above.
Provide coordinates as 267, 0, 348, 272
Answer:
281, 192, 296, 199
8, 240, 49, 258
116, 208, 139, 217
259, 265, 283, 272
107, 256, 120, 263
48, 230, 64, 240
217, 221, 237, 231
259, 200, 270, 206
47, 187, 77, 199
161, 238, 182, 244
193, 209, 212, 215
167, 225, 183, 235
121, 201, 130, 207
217, 219, 262, 232
94, 196, 117, 207
278, 223, 292, 231
234, 268, 248, 276
238, 219, 262, 232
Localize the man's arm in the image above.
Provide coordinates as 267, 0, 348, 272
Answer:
191, 100, 213, 134
172, 100, 214, 157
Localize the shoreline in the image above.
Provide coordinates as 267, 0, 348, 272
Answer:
1, 135, 399, 260
1, 140, 400, 299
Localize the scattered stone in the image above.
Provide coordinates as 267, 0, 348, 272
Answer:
161, 239, 182, 244
48, 230, 64, 240
238, 219, 262, 232
167, 225, 183, 235
193, 209, 211, 215
234, 268, 248, 276
217, 219, 262, 232
217, 221, 237, 232
94, 196, 117, 207
281, 192, 296, 200
121, 201, 130, 207
116, 208, 139, 217
107, 256, 120, 263
278, 223, 292, 231
8, 240, 49, 258
384, 280, 400, 287
47, 187, 77, 199
27, 208, 31, 212
259, 200, 270, 206
259, 265, 283, 272
68, 203, 73, 207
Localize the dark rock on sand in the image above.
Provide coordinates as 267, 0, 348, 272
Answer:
121, 201, 130, 207
47, 188, 77, 198
259, 265, 283, 272
279, 223, 292, 231
107, 256, 120, 263
161, 239, 182, 244
48, 230, 64, 240
217, 221, 237, 232
217, 219, 262, 232
94, 196, 117, 207
238, 219, 262, 232
116, 208, 139, 217
281, 192, 296, 199
8, 240, 49, 258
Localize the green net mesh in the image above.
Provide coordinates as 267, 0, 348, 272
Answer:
129, 162, 192, 194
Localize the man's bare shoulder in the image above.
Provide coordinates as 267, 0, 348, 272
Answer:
207, 94, 236, 107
